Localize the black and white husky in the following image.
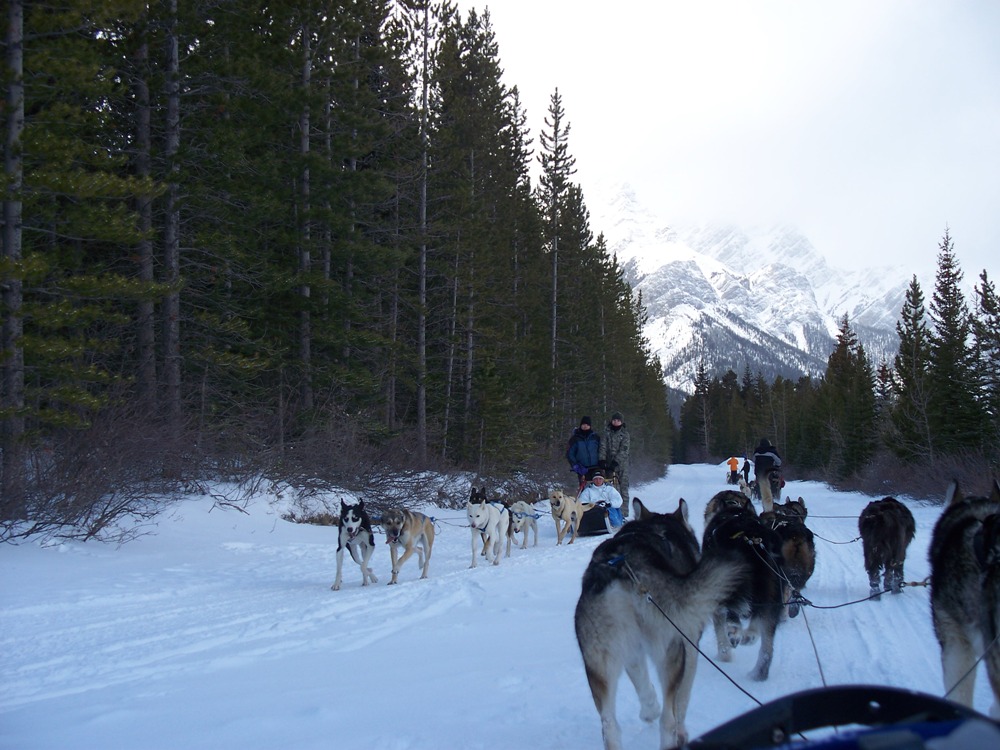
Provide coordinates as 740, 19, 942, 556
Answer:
331, 499, 378, 591
929, 479, 1000, 717
574, 498, 746, 750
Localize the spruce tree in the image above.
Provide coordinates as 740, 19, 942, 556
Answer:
926, 230, 984, 453
536, 87, 577, 436
819, 316, 877, 478
972, 270, 1000, 445
890, 275, 934, 461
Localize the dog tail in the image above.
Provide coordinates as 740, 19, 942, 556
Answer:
681, 553, 750, 620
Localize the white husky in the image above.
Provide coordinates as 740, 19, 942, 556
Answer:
467, 490, 510, 568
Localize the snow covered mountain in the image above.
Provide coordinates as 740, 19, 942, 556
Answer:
589, 184, 913, 405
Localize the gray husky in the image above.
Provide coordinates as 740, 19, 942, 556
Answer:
574, 498, 746, 750
929, 479, 1000, 717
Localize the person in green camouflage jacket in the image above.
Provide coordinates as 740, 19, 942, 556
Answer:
599, 411, 631, 518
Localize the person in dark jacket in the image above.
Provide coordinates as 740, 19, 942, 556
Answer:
753, 438, 782, 512
600, 412, 631, 517
741, 456, 751, 484
567, 416, 601, 489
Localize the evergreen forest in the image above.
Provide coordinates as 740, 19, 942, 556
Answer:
2, 3, 996, 540
1, 2, 673, 537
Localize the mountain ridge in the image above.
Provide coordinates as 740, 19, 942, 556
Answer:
588, 183, 915, 406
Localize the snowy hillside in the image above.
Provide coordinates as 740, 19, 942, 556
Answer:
2, 464, 997, 749
588, 184, 915, 396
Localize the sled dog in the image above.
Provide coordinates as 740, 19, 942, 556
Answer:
929, 479, 1000, 717
548, 488, 590, 545
382, 507, 435, 584
703, 490, 785, 681
738, 477, 753, 499
331, 499, 379, 590
575, 497, 746, 750
760, 497, 815, 617
858, 496, 915, 599
508, 500, 539, 552
703, 488, 756, 527
467, 490, 510, 567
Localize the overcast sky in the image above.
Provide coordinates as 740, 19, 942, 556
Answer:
454, 1, 999, 282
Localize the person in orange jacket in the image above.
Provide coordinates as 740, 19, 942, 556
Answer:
726, 455, 739, 484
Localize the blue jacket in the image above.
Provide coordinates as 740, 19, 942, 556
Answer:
566, 428, 600, 471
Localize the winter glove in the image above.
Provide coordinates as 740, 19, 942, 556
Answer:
572, 463, 586, 476
607, 460, 618, 473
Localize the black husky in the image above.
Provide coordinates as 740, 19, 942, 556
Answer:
702, 490, 786, 681
760, 497, 816, 617
858, 496, 915, 599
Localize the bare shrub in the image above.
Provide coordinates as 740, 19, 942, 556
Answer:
1, 408, 188, 543
837, 448, 997, 503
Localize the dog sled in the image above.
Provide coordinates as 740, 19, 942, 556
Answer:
575, 468, 622, 537
686, 684, 999, 749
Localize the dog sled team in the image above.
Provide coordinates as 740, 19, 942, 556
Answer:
575, 475, 1000, 750
330, 425, 1000, 749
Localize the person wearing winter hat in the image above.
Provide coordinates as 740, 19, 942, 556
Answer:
599, 411, 631, 518
566, 415, 601, 490
578, 470, 624, 528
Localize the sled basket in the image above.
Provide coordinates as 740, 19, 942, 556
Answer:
576, 505, 611, 537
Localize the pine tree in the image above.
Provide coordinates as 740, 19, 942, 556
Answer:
972, 270, 1000, 445
536, 87, 576, 436
926, 230, 984, 453
890, 275, 934, 461
819, 315, 877, 478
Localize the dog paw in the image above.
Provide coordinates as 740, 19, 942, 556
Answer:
331, 582, 341, 591
639, 701, 660, 722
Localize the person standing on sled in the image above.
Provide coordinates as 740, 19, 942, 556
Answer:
753, 438, 782, 513
577, 470, 624, 529
566, 416, 600, 492
599, 411, 631, 518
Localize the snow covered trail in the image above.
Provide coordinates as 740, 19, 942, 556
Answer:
1, 464, 994, 749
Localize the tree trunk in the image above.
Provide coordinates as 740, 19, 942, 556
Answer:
162, 0, 182, 440
416, 3, 430, 463
134, 32, 157, 410
298, 23, 313, 412
1, 0, 25, 511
